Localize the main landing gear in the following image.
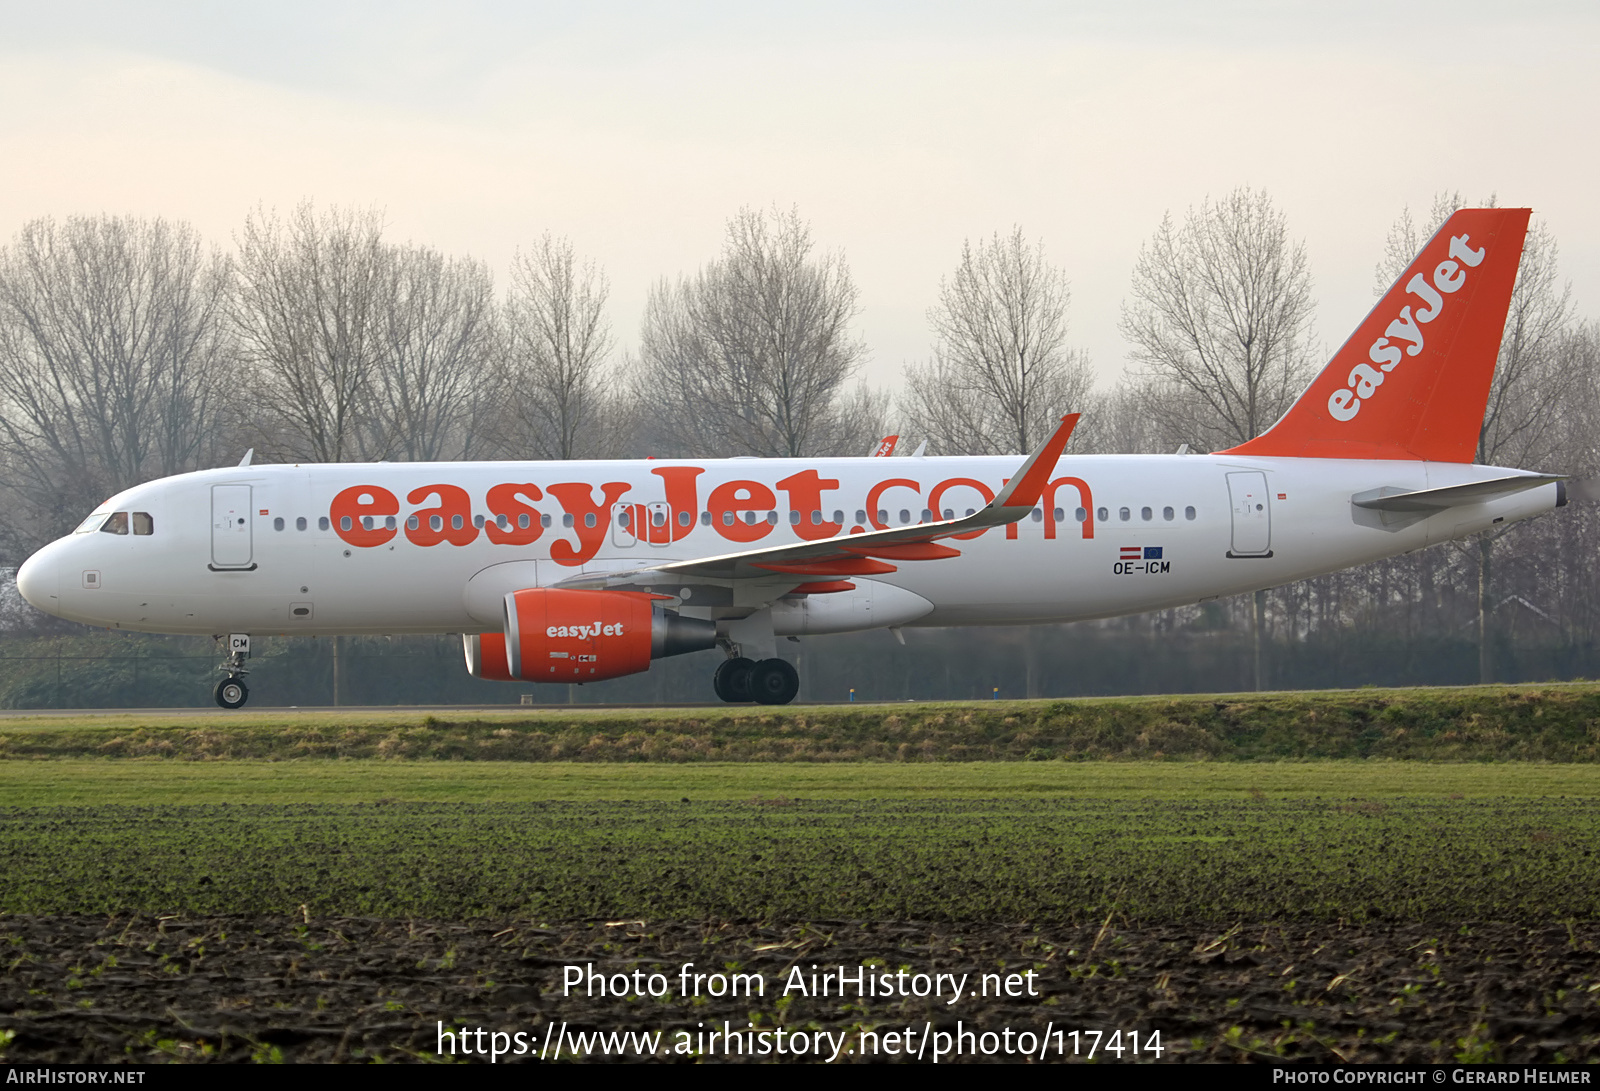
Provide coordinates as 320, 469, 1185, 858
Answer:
214, 633, 251, 709
713, 656, 799, 705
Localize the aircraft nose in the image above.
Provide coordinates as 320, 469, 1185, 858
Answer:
15, 547, 60, 612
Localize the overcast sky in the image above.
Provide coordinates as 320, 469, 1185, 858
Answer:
1, 0, 1595, 394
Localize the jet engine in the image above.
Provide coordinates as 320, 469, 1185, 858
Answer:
462, 588, 716, 683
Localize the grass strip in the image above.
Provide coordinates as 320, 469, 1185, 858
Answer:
2, 683, 1600, 762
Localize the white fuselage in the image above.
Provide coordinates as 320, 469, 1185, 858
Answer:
15, 453, 1559, 639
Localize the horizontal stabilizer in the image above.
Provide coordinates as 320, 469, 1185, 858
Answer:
1352, 474, 1565, 513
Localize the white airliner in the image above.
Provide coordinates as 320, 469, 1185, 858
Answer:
16, 208, 1565, 708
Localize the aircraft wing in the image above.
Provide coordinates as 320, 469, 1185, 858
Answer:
554, 415, 1079, 591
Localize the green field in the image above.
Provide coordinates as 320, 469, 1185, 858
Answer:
2, 760, 1598, 922
2, 757, 1600, 805
4, 685, 1599, 924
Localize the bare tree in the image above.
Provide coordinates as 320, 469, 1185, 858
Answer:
233, 203, 388, 462
635, 206, 867, 458
1379, 195, 1578, 681
0, 215, 232, 555
1120, 188, 1317, 689
900, 228, 1093, 455
367, 244, 498, 461
1120, 188, 1316, 453
488, 234, 614, 460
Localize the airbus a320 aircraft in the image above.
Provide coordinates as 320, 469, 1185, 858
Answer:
16, 208, 1565, 708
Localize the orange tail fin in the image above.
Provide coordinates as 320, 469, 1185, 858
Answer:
1223, 207, 1529, 463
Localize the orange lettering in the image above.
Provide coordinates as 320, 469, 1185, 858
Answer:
546, 481, 631, 565
484, 483, 544, 546
776, 469, 841, 541
928, 477, 994, 541
864, 478, 920, 531
1044, 477, 1094, 540
330, 485, 399, 548
707, 479, 777, 543
406, 485, 479, 547
649, 466, 705, 545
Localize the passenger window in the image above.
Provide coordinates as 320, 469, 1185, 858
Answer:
1141, 507, 1152, 521
743, 512, 757, 526
296, 517, 307, 531
899, 509, 911, 525
407, 515, 420, 531
1118, 507, 1131, 521
273, 517, 285, 532
856, 510, 867, 525
943, 508, 955, 520
1030, 509, 1042, 523
319, 517, 330, 531
701, 512, 711, 526
100, 512, 129, 535
428, 515, 442, 531
810, 510, 822, 525
584, 513, 596, 528
618, 509, 630, 527
1075, 508, 1088, 523
132, 512, 154, 535
386, 516, 398, 530
832, 510, 844, 524
562, 514, 574, 528
766, 511, 778, 525
788, 510, 800, 525
473, 514, 484, 528
543, 514, 554, 528
339, 516, 352, 532
1096, 507, 1108, 522
722, 511, 735, 526
362, 516, 374, 531
1052, 508, 1063, 521
1163, 506, 1175, 521
679, 511, 692, 528
654, 510, 668, 528
876, 510, 887, 524
1185, 506, 1197, 520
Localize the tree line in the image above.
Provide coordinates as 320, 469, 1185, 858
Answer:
0, 191, 1594, 692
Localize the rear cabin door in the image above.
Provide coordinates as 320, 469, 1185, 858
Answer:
211, 484, 254, 568
1226, 472, 1272, 557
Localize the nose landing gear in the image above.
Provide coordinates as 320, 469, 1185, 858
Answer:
214, 633, 251, 709
214, 675, 249, 709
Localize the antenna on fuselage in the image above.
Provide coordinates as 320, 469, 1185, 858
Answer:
237, 449, 254, 467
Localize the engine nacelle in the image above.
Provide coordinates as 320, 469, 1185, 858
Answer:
462, 588, 715, 683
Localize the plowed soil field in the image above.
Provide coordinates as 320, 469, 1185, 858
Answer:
4, 915, 1599, 1063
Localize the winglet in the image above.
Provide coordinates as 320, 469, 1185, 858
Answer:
992, 414, 1079, 510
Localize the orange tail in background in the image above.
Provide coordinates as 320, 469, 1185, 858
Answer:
1223, 207, 1530, 463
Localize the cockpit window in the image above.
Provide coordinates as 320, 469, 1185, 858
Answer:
99, 512, 129, 535
132, 512, 154, 536
75, 511, 111, 534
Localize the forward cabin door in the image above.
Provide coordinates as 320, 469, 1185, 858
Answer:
211, 484, 254, 569
1226, 471, 1272, 557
